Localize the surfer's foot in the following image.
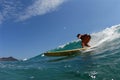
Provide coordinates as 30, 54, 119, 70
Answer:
85, 44, 90, 47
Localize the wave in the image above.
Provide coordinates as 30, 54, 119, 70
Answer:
1, 24, 120, 80
30, 24, 120, 80
29, 24, 120, 61
47, 24, 120, 53
90, 24, 120, 47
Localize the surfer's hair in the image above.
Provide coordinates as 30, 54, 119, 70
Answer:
77, 34, 81, 37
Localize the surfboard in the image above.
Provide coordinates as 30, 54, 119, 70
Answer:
44, 47, 88, 57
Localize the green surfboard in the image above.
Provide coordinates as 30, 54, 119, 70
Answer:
44, 47, 88, 57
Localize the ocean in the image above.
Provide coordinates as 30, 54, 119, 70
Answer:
0, 25, 120, 80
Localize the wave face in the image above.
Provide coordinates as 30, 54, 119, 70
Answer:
1, 24, 120, 80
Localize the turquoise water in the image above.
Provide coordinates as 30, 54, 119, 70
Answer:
0, 25, 120, 80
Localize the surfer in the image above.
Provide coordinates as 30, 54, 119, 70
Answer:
77, 34, 91, 48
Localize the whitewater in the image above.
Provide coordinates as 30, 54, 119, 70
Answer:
0, 24, 120, 80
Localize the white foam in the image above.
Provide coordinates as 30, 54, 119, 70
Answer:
23, 58, 28, 61
90, 24, 120, 48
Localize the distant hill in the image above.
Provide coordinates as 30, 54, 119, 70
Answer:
0, 57, 18, 61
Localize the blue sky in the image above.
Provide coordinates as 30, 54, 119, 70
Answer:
0, 0, 120, 59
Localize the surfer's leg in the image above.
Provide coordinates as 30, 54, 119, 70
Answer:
85, 36, 91, 47
86, 36, 91, 43
81, 42, 85, 48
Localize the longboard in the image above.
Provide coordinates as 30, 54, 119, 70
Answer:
44, 47, 88, 57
